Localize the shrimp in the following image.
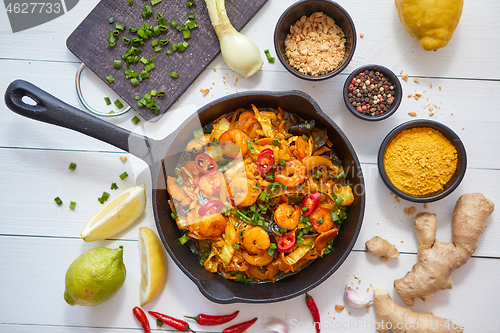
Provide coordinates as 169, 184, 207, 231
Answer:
293, 136, 309, 160
198, 172, 222, 196
308, 207, 334, 233
188, 213, 226, 238
274, 203, 301, 230
229, 176, 260, 207
235, 111, 262, 139
242, 227, 271, 254
275, 159, 306, 188
167, 176, 189, 203
218, 129, 250, 158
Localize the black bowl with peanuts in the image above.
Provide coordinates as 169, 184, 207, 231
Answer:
343, 64, 403, 121
274, 0, 357, 81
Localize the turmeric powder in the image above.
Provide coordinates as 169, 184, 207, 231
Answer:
383, 127, 457, 195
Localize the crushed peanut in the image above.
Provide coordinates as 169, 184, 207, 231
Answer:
200, 88, 210, 96
408, 111, 417, 117
439, 86, 442, 90
407, 94, 413, 98
284, 12, 345, 76
360, 33, 364, 38
120, 155, 128, 162
335, 304, 345, 311
404, 206, 417, 216
414, 93, 422, 100
413, 77, 420, 83
402, 74, 408, 82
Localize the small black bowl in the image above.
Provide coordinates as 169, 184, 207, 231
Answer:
343, 64, 402, 121
274, 0, 357, 81
377, 120, 467, 203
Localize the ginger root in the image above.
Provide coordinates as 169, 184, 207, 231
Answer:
373, 288, 463, 333
394, 193, 494, 306
366, 236, 400, 262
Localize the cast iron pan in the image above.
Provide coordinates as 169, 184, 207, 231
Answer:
5, 79, 365, 304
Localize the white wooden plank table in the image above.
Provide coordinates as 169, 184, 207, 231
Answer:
1, 0, 499, 332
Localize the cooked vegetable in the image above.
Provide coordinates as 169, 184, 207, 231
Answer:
204, 0, 263, 77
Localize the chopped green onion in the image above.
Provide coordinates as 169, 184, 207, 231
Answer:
119, 172, 129, 180
157, 91, 166, 97
54, 197, 63, 205
104, 97, 111, 105
272, 138, 280, 146
113, 59, 122, 69
193, 129, 204, 138
154, 46, 163, 52
170, 20, 177, 28
171, 212, 179, 219
106, 75, 114, 83
279, 159, 286, 167
114, 100, 124, 108
69, 201, 76, 209
247, 140, 255, 154
331, 211, 340, 222
108, 17, 115, 24
128, 26, 137, 33
306, 124, 311, 129
170, 71, 179, 78
151, 0, 162, 5
135, 96, 140, 100
130, 78, 140, 86
116, 23, 126, 31
318, 217, 324, 225
335, 197, 344, 205
264, 49, 275, 63
128, 0, 133, 5
280, 227, 287, 233
186, 0, 195, 7
160, 39, 169, 46
152, 40, 158, 47
140, 70, 149, 79
232, 244, 240, 250
142, 5, 153, 18
175, 176, 184, 185
302, 205, 309, 212
111, 183, 119, 190
183, 29, 191, 39
336, 171, 345, 180
156, 319, 163, 327
313, 170, 322, 179
68, 162, 77, 170
131, 116, 141, 125
184, 20, 198, 29
302, 134, 308, 140
179, 234, 190, 245
157, 12, 167, 26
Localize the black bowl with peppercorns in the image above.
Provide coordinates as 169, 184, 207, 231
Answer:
343, 65, 402, 121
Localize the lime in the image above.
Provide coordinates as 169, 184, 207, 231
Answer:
64, 247, 126, 306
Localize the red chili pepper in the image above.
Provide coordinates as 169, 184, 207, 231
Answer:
222, 317, 257, 333
277, 234, 296, 253
194, 153, 218, 175
148, 311, 194, 333
302, 191, 321, 216
185, 310, 239, 326
305, 293, 321, 333
256, 148, 274, 172
198, 200, 224, 216
133, 307, 151, 333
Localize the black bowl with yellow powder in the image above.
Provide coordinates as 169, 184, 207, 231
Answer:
378, 120, 467, 203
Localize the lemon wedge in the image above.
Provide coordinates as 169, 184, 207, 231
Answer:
139, 227, 168, 306
81, 184, 147, 242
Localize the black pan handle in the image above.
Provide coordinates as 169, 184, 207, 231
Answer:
5, 79, 152, 160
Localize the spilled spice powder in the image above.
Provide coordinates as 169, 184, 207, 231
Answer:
383, 127, 458, 195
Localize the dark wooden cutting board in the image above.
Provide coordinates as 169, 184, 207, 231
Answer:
67, 0, 268, 120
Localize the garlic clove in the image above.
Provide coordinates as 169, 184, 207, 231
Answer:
261, 317, 290, 333
344, 284, 373, 309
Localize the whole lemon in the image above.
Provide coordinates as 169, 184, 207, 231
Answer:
64, 247, 126, 306
395, 0, 463, 51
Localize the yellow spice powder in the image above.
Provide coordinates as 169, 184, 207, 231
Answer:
383, 127, 458, 196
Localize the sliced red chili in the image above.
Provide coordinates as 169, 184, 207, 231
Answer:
133, 307, 151, 333
198, 200, 224, 216
256, 148, 274, 172
277, 234, 296, 253
302, 191, 321, 216
185, 310, 239, 326
194, 153, 218, 174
